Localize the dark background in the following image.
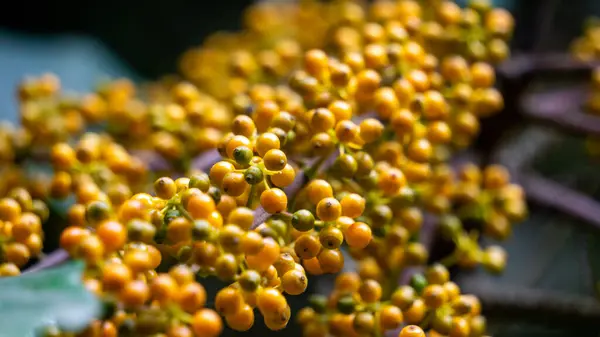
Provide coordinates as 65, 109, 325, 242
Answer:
0, 0, 596, 79
0, 0, 253, 79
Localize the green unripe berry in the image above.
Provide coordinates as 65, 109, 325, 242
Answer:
31, 199, 49, 223
86, 200, 112, 225
354, 151, 374, 177
309, 294, 328, 314
319, 225, 344, 249
189, 173, 211, 192
370, 204, 392, 227
292, 209, 315, 232
390, 187, 417, 208
257, 225, 279, 240
432, 313, 452, 335
208, 185, 221, 204
332, 154, 358, 178
233, 146, 253, 166
410, 273, 428, 295
286, 131, 296, 145
239, 269, 262, 292
438, 215, 462, 239
244, 166, 264, 185
337, 295, 356, 314
192, 219, 213, 241
127, 219, 156, 243
267, 218, 287, 237
177, 245, 193, 262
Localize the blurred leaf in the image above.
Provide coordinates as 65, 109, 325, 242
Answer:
0, 261, 102, 337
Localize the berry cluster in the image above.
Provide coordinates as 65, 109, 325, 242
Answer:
571, 18, 600, 62
571, 21, 600, 157
0, 1, 525, 337
299, 266, 486, 337
180, 0, 513, 101
0, 188, 47, 275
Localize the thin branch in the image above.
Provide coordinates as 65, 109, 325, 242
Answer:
461, 283, 600, 329
521, 173, 600, 231
191, 149, 221, 172
131, 149, 171, 172
520, 87, 600, 136
399, 151, 481, 285
497, 53, 600, 79
250, 152, 338, 229
23, 249, 69, 274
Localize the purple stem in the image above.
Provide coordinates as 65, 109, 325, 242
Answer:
520, 87, 600, 136
191, 149, 221, 172
521, 173, 600, 231
250, 152, 339, 229
399, 151, 481, 285
497, 52, 600, 79
23, 249, 69, 274
461, 282, 600, 327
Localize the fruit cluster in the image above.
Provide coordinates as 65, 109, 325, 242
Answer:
0, 1, 524, 337
572, 20, 600, 157
299, 266, 486, 337
571, 17, 600, 62
0, 188, 48, 275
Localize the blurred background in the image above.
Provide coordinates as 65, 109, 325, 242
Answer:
2, 1, 600, 336
0, 0, 597, 115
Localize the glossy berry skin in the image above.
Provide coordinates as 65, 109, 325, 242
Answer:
192, 309, 223, 337
399, 325, 426, 337
260, 188, 288, 213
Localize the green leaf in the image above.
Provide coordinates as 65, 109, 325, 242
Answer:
0, 261, 102, 337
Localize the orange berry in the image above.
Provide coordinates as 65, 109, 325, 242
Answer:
316, 197, 342, 221
344, 222, 372, 249
120, 280, 149, 308
215, 286, 244, 315
281, 269, 308, 295
306, 179, 333, 205
178, 282, 207, 313
225, 303, 254, 331
187, 193, 216, 219
192, 309, 223, 337
303, 257, 324, 275
294, 234, 321, 260
96, 221, 127, 252
102, 263, 132, 292
334, 272, 361, 293
260, 188, 287, 214
150, 274, 178, 304
399, 325, 425, 337
379, 305, 403, 330
340, 193, 365, 218
317, 249, 344, 273
246, 237, 280, 272
60, 226, 90, 254
257, 287, 287, 316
